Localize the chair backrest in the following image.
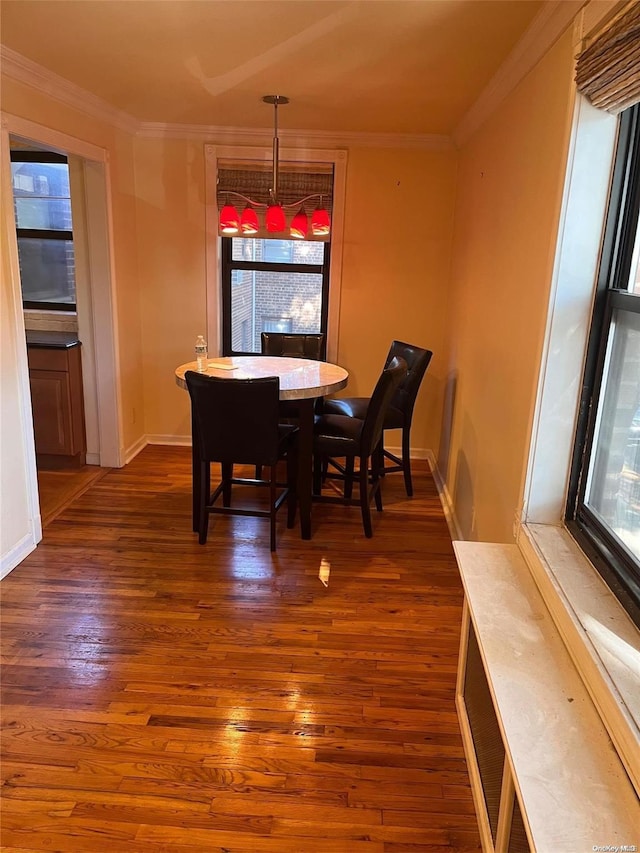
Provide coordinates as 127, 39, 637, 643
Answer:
261, 332, 325, 361
360, 357, 407, 456
384, 340, 433, 419
185, 371, 281, 466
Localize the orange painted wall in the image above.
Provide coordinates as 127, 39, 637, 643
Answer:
338, 146, 457, 455
443, 29, 576, 541
134, 138, 207, 442
136, 140, 458, 453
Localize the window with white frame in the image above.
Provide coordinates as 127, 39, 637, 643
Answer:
10, 150, 76, 311
204, 145, 346, 363
567, 103, 640, 621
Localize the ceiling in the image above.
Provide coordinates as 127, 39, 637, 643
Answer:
1, 0, 545, 136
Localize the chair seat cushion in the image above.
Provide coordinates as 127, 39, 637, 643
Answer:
313, 414, 363, 456
323, 397, 368, 419
323, 397, 404, 429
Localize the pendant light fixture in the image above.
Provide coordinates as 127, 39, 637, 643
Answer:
290, 208, 308, 239
218, 95, 331, 240
219, 203, 240, 234
311, 207, 331, 236
240, 205, 259, 234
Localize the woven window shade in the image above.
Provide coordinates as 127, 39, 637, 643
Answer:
575, 2, 640, 114
217, 162, 334, 240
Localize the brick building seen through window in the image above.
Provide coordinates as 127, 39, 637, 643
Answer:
221, 237, 330, 355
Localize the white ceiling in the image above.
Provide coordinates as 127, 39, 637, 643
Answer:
1, 0, 549, 137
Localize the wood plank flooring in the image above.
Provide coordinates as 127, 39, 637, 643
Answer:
1, 445, 480, 852
37, 465, 109, 529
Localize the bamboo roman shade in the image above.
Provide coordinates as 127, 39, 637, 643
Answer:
217, 162, 334, 241
575, 2, 640, 114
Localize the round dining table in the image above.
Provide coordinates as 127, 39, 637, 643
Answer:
175, 356, 349, 540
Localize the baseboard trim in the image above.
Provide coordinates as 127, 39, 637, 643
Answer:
122, 435, 192, 465
426, 450, 463, 541
1, 532, 37, 580
385, 443, 429, 460
123, 435, 148, 464
146, 434, 191, 447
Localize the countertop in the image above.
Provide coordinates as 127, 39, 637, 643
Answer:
26, 330, 81, 349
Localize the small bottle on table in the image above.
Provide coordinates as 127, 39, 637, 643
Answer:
195, 335, 208, 372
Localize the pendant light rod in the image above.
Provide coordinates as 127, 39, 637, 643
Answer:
262, 95, 289, 205
219, 191, 324, 211
218, 94, 331, 239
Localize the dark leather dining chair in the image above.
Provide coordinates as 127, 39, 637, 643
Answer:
185, 371, 298, 551
261, 332, 325, 361
256, 331, 325, 479
312, 356, 407, 537
322, 340, 432, 496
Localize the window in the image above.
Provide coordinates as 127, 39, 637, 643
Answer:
10, 151, 76, 311
205, 145, 346, 362
221, 237, 330, 356
263, 317, 293, 333
262, 240, 293, 264
567, 103, 640, 619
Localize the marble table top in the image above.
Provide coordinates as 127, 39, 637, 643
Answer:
175, 356, 348, 400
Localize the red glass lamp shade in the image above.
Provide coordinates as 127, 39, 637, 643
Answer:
219, 203, 240, 234
290, 208, 308, 239
266, 204, 286, 233
311, 207, 331, 236
240, 206, 259, 234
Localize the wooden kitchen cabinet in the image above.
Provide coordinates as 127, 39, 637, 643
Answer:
27, 332, 86, 468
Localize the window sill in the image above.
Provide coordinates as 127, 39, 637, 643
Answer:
24, 309, 78, 333
518, 522, 640, 797
453, 538, 639, 849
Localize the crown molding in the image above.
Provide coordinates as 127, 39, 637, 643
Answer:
1, 45, 451, 151
136, 121, 453, 151
0, 46, 139, 135
453, 0, 586, 148
8, 11, 589, 157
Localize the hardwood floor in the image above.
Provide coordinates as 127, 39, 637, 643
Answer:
1, 445, 480, 852
37, 465, 109, 529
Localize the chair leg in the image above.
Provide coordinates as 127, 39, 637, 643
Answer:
376, 436, 385, 478
359, 457, 373, 538
402, 426, 413, 497
198, 461, 209, 544
222, 462, 232, 506
269, 465, 277, 551
287, 449, 297, 529
255, 464, 262, 479
373, 461, 383, 512
344, 457, 355, 500
313, 453, 323, 495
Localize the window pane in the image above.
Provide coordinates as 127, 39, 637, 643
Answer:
11, 161, 70, 197
263, 317, 293, 333
230, 270, 323, 353
17, 238, 76, 305
15, 197, 72, 230
627, 216, 640, 294
231, 238, 324, 265
585, 308, 640, 560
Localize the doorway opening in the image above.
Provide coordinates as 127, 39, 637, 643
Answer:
2, 114, 122, 560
